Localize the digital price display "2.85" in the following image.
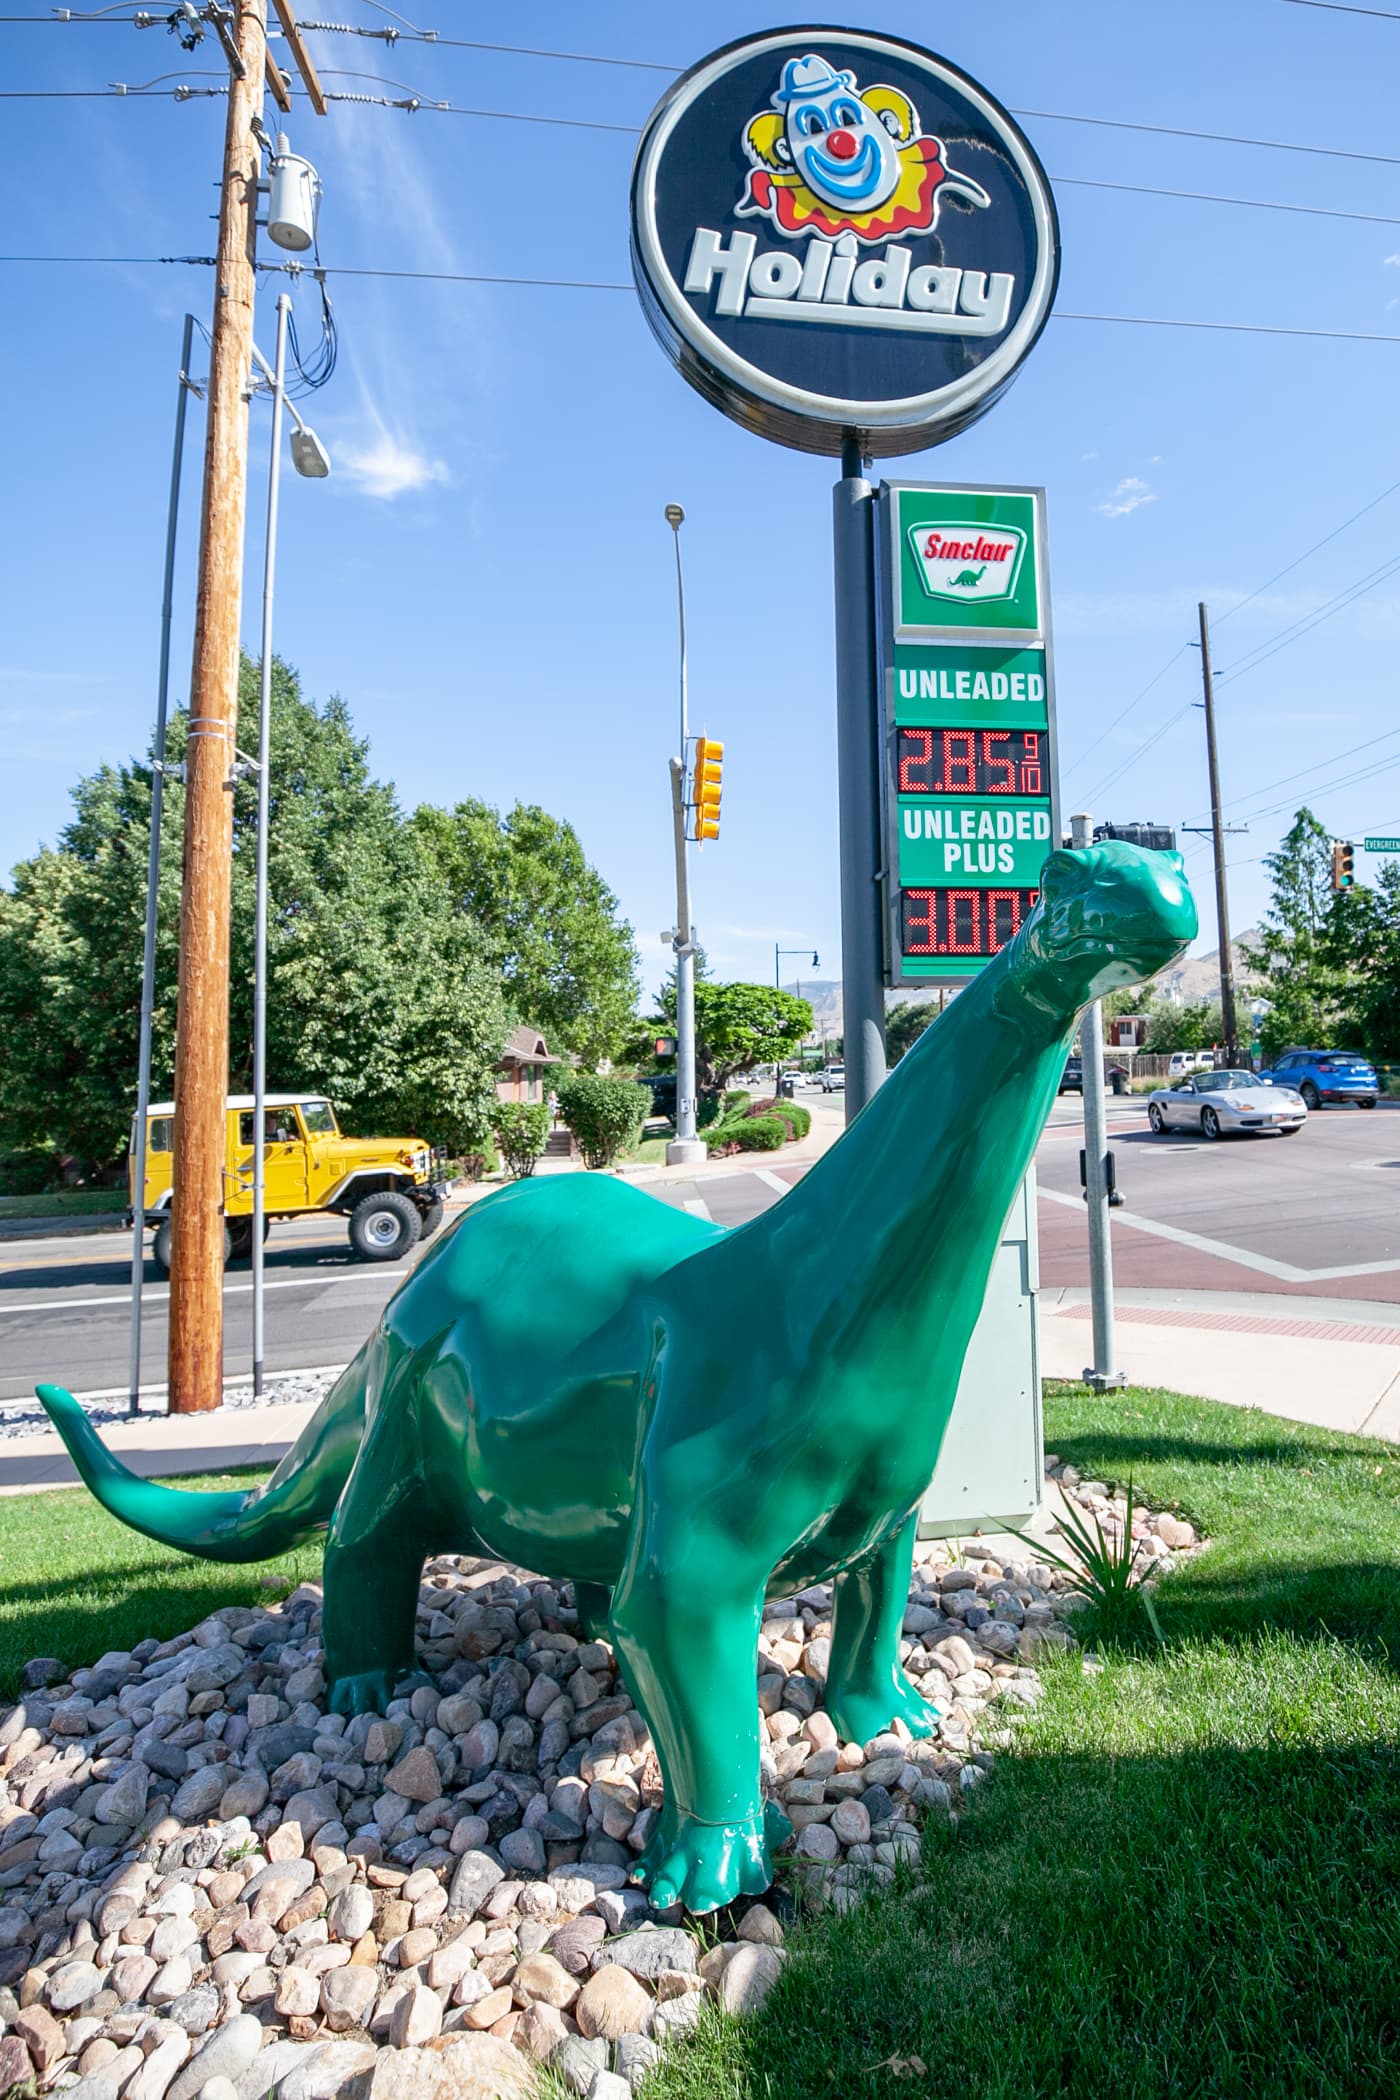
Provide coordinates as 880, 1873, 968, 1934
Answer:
880, 484, 1059, 987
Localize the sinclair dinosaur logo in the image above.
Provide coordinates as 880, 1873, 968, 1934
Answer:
908, 521, 1029, 605
681, 53, 1014, 340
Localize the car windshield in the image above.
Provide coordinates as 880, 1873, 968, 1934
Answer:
1195, 1071, 1258, 1092
298, 1100, 338, 1135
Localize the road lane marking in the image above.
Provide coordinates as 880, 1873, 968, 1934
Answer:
683, 1198, 714, 1221
753, 1171, 790, 1195
0, 1270, 406, 1317
1039, 1184, 1400, 1284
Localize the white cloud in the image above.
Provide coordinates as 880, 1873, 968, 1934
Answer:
1385, 253, 1400, 267
1096, 475, 1159, 520
338, 427, 450, 501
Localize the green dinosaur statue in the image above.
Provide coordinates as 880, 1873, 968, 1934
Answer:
37, 842, 1195, 1913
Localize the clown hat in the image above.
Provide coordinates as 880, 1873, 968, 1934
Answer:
771, 54, 858, 107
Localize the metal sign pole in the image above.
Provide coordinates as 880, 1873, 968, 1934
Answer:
833, 433, 887, 1123
1070, 810, 1125, 1391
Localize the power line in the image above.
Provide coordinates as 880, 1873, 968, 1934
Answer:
1216, 550, 1400, 684
1213, 475, 1400, 630
1281, 0, 1400, 17
1081, 703, 1197, 809
1061, 646, 1192, 786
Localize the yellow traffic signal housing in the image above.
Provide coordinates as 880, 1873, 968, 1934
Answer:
1331, 841, 1355, 891
691, 736, 723, 842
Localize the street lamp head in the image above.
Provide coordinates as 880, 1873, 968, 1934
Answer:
289, 427, 331, 479
664, 503, 685, 530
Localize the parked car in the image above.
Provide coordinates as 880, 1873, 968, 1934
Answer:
131, 1092, 448, 1269
1166, 1050, 1216, 1079
1147, 1069, 1307, 1141
820, 1064, 846, 1092
1058, 1056, 1083, 1094
1258, 1047, 1379, 1110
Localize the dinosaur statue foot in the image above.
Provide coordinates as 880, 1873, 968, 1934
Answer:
327, 1667, 407, 1717
631, 1809, 779, 1916
825, 1671, 943, 1748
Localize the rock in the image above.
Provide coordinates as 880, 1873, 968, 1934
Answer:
171, 1767, 228, 1821
96, 1764, 150, 1825
514, 2000, 569, 2063
385, 1748, 441, 1803
327, 1883, 375, 1944
512, 1951, 578, 2010
460, 1986, 513, 2030
652, 1993, 703, 2038
554, 2037, 610, 2095
548, 1914, 608, 1975
457, 1721, 499, 1773
363, 1721, 402, 1766
385, 2036, 535, 2100
831, 1800, 872, 1845
397, 1928, 438, 1971
0, 2036, 33, 2092
278, 2041, 377, 2100
166, 2015, 265, 2100
198, 2081, 239, 2100
718, 1942, 785, 2014
1153, 1512, 1195, 1549
575, 1965, 653, 2040
266, 1822, 304, 1863
587, 2076, 632, 2100
149, 1958, 195, 2005
274, 1966, 321, 2017
795, 1823, 839, 1861
425, 1934, 476, 1993
219, 1774, 270, 1821
594, 1926, 695, 1978
499, 1828, 546, 1876
49, 1957, 104, 2010
614, 2034, 661, 2089
126, 2032, 192, 2100
389, 1983, 442, 2048
166, 1984, 221, 2035
447, 1851, 503, 1920
320, 1963, 378, 2032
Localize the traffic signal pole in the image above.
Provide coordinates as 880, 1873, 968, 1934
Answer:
168, 0, 268, 1413
1196, 602, 1241, 1068
1071, 811, 1125, 1392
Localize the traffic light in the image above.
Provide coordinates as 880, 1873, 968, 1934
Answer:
1331, 840, 1355, 891
691, 736, 723, 841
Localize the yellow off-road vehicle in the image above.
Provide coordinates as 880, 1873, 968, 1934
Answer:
130, 1093, 448, 1271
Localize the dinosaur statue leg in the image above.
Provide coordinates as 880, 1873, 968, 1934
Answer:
824, 1512, 943, 1747
572, 1581, 613, 1646
321, 1391, 435, 1716
609, 1485, 775, 1914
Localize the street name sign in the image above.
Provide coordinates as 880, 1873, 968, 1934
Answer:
1364, 837, 1400, 853
878, 482, 1059, 985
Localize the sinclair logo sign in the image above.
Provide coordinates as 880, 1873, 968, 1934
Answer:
908, 521, 1028, 606
892, 486, 1044, 636
630, 28, 1059, 456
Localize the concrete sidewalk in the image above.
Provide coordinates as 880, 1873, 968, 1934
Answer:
1040, 1286, 1400, 1441
0, 1398, 323, 1497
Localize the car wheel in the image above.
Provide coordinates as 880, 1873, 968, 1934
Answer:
226, 1217, 271, 1262
153, 1217, 232, 1272
1300, 1082, 1321, 1111
1200, 1107, 1222, 1141
349, 1189, 421, 1262
1358, 1096, 1377, 1110
416, 1199, 445, 1242
1148, 1103, 1167, 1134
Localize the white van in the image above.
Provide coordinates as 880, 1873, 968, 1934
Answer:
1166, 1050, 1216, 1079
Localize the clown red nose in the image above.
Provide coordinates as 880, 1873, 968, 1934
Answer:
827, 129, 859, 159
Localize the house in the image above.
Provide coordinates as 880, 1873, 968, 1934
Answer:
494, 1025, 559, 1106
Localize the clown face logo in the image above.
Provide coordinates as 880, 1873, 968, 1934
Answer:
737, 53, 991, 245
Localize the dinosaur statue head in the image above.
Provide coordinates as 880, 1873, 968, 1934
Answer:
1019, 841, 1197, 1011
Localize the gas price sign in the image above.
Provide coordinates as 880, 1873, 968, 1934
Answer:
878, 483, 1059, 984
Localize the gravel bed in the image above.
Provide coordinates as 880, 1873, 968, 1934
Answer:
0, 1473, 1197, 2099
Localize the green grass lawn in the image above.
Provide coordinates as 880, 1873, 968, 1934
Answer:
645, 1384, 1400, 2100
0, 1469, 323, 1700
0, 1190, 125, 1220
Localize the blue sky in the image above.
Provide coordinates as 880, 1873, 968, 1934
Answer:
5, 0, 1400, 1002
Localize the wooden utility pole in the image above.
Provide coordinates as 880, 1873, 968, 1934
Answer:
1196, 602, 1242, 1069
167, 0, 269, 1412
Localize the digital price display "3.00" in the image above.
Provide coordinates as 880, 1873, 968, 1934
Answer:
881, 484, 1059, 986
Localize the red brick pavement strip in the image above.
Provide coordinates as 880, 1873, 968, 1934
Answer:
1036, 1200, 1400, 1305
1046, 1301, 1400, 1348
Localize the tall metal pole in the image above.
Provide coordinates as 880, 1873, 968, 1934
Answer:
833, 434, 886, 1122
251, 293, 290, 1398
665, 508, 705, 1166
168, 0, 269, 1413
1071, 811, 1125, 1391
128, 312, 198, 1417
1197, 602, 1241, 1067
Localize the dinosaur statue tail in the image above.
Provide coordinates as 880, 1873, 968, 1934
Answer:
35, 1352, 370, 1564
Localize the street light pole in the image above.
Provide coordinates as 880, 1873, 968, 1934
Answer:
664, 505, 706, 1167
1071, 810, 1125, 1391
128, 311, 199, 1417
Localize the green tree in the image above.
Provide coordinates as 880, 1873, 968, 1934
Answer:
413, 800, 639, 1066
886, 999, 938, 1062
1242, 808, 1352, 1059
554, 1070, 648, 1168
1322, 860, 1400, 1058
690, 982, 813, 1093
1142, 999, 1224, 1054
0, 658, 508, 1173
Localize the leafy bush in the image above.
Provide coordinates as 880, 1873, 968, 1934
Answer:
0, 1147, 56, 1196
723, 1089, 751, 1111
491, 1101, 551, 1179
697, 1091, 727, 1129
742, 1096, 810, 1140
704, 1112, 790, 1154
555, 1070, 648, 1168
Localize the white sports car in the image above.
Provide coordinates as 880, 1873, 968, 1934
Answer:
1146, 1069, 1308, 1141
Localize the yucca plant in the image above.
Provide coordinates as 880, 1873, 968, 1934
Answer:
1005, 1477, 1163, 1645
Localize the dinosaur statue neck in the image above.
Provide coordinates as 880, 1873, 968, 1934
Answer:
754, 933, 1082, 1412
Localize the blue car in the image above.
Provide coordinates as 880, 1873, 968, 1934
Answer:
1260, 1048, 1379, 1110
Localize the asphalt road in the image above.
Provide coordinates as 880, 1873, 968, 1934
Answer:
2, 1090, 1396, 1402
